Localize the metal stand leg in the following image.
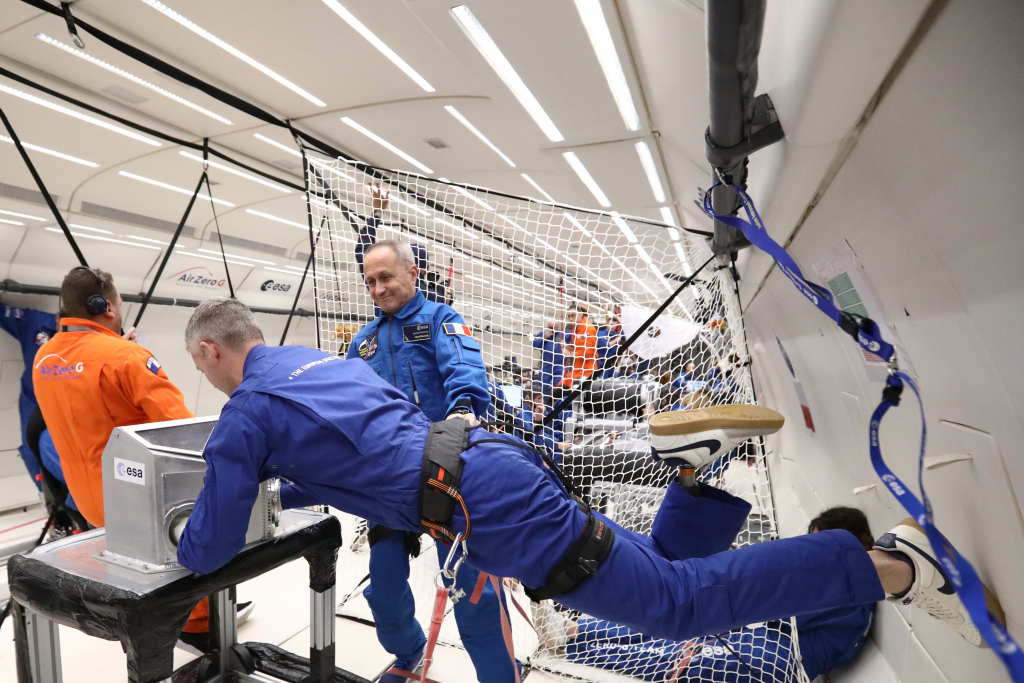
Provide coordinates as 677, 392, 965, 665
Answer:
210, 587, 238, 679
24, 609, 63, 683
309, 585, 336, 683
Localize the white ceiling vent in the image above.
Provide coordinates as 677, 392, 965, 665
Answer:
425, 138, 450, 149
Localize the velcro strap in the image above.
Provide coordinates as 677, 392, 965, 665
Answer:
419, 420, 470, 533
524, 508, 615, 601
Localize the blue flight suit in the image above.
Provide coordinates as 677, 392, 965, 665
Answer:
347, 294, 514, 681
0, 305, 57, 488
180, 345, 886, 654
39, 429, 78, 511
531, 330, 563, 395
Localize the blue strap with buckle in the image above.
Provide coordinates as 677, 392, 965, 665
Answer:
703, 179, 1023, 680
702, 182, 894, 362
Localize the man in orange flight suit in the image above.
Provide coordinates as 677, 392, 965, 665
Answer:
32, 267, 218, 651
559, 302, 598, 388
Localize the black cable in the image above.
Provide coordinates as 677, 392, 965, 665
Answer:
133, 172, 206, 328
0, 105, 87, 267
279, 219, 324, 346
289, 123, 323, 350
714, 634, 755, 676
203, 139, 235, 299
537, 254, 716, 429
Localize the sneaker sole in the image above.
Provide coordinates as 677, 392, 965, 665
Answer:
897, 518, 1007, 629
650, 405, 784, 436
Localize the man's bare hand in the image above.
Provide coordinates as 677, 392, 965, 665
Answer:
447, 412, 480, 426
122, 326, 137, 342
369, 183, 390, 212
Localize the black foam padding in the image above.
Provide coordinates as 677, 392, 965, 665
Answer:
8, 515, 341, 683
244, 642, 370, 683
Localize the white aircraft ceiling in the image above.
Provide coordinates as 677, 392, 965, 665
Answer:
0, 0, 931, 307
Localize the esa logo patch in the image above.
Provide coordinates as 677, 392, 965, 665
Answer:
114, 457, 146, 486
358, 333, 378, 360
35, 331, 50, 346
146, 356, 162, 375
403, 323, 431, 343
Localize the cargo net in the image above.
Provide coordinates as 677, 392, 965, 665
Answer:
307, 157, 806, 683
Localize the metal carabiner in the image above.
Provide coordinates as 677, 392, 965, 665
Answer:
434, 533, 467, 588
886, 349, 900, 377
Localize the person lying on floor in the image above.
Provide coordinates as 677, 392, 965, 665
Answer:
531, 506, 879, 681
175, 297, 1002, 651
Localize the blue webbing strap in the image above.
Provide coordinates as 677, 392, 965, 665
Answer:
703, 180, 1023, 679
702, 182, 894, 363
871, 373, 1023, 680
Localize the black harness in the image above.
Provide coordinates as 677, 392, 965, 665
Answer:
416, 422, 615, 601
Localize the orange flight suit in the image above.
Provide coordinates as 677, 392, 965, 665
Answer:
33, 318, 209, 631
559, 316, 598, 386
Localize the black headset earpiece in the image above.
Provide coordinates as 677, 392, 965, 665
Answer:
72, 266, 109, 316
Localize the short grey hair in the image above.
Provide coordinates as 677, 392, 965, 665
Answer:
185, 297, 265, 354
364, 240, 415, 268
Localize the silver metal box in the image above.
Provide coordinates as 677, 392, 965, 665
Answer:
100, 415, 279, 572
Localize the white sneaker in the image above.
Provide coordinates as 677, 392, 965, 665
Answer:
649, 405, 784, 469
530, 600, 574, 654
874, 519, 1005, 648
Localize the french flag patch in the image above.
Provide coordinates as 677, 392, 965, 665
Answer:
443, 323, 473, 338
146, 356, 161, 375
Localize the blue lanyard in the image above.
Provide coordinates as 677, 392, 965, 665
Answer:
702, 182, 894, 363
703, 180, 1024, 680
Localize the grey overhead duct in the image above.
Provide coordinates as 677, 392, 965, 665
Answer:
704, 0, 785, 256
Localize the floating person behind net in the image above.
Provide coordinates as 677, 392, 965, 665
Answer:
176, 299, 1004, 660
531, 506, 879, 681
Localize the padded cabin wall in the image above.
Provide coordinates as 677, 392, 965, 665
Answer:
745, 1, 1024, 682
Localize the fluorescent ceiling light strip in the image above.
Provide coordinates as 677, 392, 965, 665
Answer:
264, 266, 310, 277
451, 185, 496, 212
674, 243, 692, 276
573, 0, 640, 131
118, 171, 234, 206
245, 209, 307, 229
36, 34, 233, 125
69, 223, 113, 234
341, 117, 432, 174
660, 206, 676, 228
389, 195, 430, 216
197, 248, 276, 265
444, 106, 515, 167
0, 217, 24, 226
179, 152, 291, 193
521, 174, 554, 202
283, 265, 308, 272
633, 243, 653, 265
139, 0, 324, 106
563, 152, 610, 207
127, 235, 169, 245
0, 134, 98, 167
0, 208, 46, 221
435, 217, 480, 240
635, 141, 665, 203
0, 84, 160, 146
321, 0, 434, 92
611, 212, 638, 243
254, 133, 302, 158
450, 5, 564, 142
307, 157, 358, 181
46, 227, 159, 249
174, 250, 253, 266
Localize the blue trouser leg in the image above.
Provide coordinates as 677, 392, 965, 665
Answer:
18, 396, 41, 490
455, 439, 885, 643
363, 525, 425, 660
435, 542, 519, 683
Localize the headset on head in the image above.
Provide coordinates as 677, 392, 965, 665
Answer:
70, 266, 109, 316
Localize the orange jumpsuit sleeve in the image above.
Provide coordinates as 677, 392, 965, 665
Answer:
116, 346, 194, 422
582, 323, 598, 361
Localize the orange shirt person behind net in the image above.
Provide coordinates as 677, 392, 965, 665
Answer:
559, 304, 598, 387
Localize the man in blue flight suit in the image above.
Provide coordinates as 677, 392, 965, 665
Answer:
0, 302, 58, 488
176, 298, 979, 660
346, 239, 517, 682
532, 319, 563, 398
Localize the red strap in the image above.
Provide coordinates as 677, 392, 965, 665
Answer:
419, 586, 448, 683
489, 575, 522, 683
502, 583, 547, 644
469, 571, 489, 605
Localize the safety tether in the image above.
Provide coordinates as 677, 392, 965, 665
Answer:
703, 180, 1024, 681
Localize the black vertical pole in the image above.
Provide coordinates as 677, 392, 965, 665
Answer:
202, 139, 235, 298
133, 172, 206, 328
0, 106, 87, 266
288, 121, 322, 350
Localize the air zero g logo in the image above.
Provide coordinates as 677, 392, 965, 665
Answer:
261, 280, 292, 293
114, 457, 146, 486
34, 354, 84, 380
167, 266, 227, 291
